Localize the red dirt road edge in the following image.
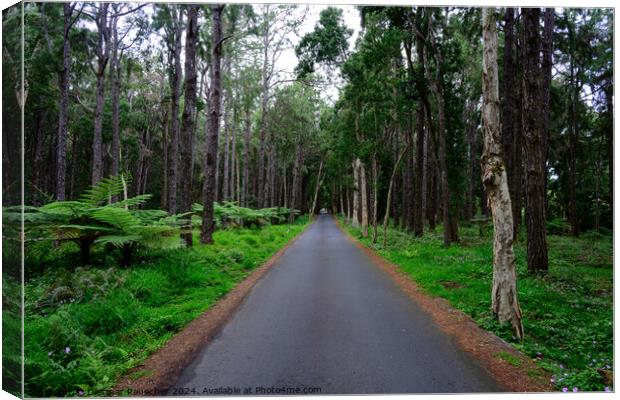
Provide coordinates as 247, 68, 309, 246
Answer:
113, 221, 314, 396
333, 216, 554, 393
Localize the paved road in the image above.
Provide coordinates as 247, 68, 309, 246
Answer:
171, 215, 501, 395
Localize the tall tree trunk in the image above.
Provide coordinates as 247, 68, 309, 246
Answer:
257, 5, 270, 208
231, 109, 237, 203
359, 158, 369, 238
168, 7, 183, 214
501, 8, 518, 232
310, 159, 324, 218
222, 99, 230, 201
522, 8, 549, 273
242, 109, 251, 206
413, 30, 426, 237
92, 3, 110, 186
289, 142, 303, 223
180, 4, 198, 247
56, 3, 73, 200
566, 12, 579, 236
371, 156, 379, 243
161, 107, 169, 209
110, 13, 121, 180
201, 4, 224, 244
541, 8, 554, 218
383, 142, 410, 246
352, 159, 360, 227
481, 7, 524, 340
426, 133, 437, 230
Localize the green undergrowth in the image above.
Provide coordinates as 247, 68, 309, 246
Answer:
341, 218, 612, 393
12, 216, 308, 397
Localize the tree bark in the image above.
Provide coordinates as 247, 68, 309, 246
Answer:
201, 4, 224, 244
541, 8, 554, 218
383, 141, 411, 246
56, 3, 73, 200
352, 159, 360, 227
110, 12, 121, 180
359, 158, 369, 238
168, 6, 183, 214
310, 159, 324, 218
180, 4, 198, 246
481, 8, 524, 340
371, 156, 379, 243
522, 8, 549, 273
257, 5, 270, 208
501, 8, 518, 233
242, 109, 251, 206
413, 25, 426, 237
92, 3, 110, 186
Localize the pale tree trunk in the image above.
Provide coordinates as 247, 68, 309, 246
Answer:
310, 159, 324, 218
180, 4, 198, 247
383, 141, 411, 247
241, 109, 251, 206
352, 159, 360, 227
482, 8, 524, 340
346, 188, 352, 223
257, 5, 270, 208
222, 97, 230, 201
201, 4, 224, 244
359, 158, 369, 238
231, 109, 237, 203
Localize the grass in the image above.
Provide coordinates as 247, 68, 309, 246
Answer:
5, 216, 308, 397
341, 218, 613, 392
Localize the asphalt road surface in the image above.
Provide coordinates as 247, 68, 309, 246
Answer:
171, 215, 501, 395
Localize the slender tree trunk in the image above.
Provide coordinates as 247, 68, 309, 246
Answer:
201, 4, 224, 244
257, 5, 270, 208
522, 7, 549, 273
180, 5, 198, 247
161, 107, 169, 209
310, 159, 324, 218
359, 159, 369, 238
110, 13, 121, 180
541, 8, 554, 218
231, 109, 237, 203
413, 34, 426, 237
289, 142, 303, 223
56, 3, 72, 200
222, 99, 230, 201
168, 7, 183, 214
566, 14, 579, 236
371, 156, 379, 243
241, 109, 251, 206
482, 8, 524, 340
383, 142, 410, 246
92, 3, 110, 186
352, 159, 360, 227
501, 8, 518, 230
426, 28, 454, 246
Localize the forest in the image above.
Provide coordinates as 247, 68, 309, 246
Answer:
1, 2, 614, 397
